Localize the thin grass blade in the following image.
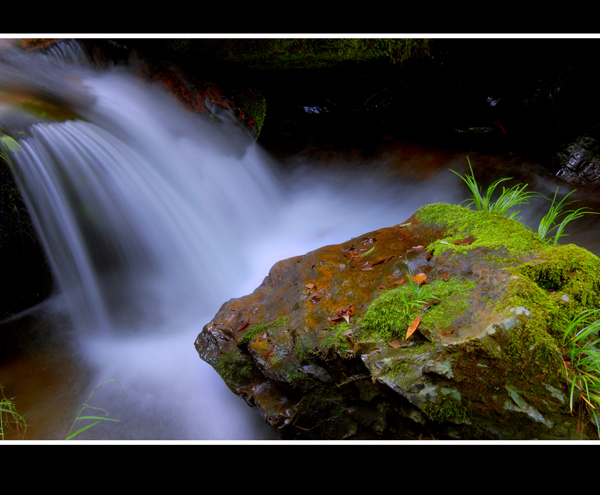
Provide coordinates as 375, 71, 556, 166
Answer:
65, 421, 101, 440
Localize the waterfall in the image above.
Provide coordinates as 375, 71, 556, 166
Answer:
2, 43, 282, 335
0, 41, 288, 440
0, 40, 465, 440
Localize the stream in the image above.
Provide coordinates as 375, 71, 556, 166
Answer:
1, 41, 599, 442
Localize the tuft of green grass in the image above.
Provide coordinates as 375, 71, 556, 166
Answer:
450, 156, 541, 220
563, 309, 600, 438
451, 157, 598, 246
66, 379, 122, 440
0, 384, 27, 440
401, 256, 428, 301
537, 188, 599, 245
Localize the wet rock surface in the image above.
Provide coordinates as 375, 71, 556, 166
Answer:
196, 203, 600, 440
554, 129, 600, 188
0, 159, 52, 319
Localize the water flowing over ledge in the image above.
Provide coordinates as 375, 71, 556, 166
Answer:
0, 42, 288, 439
1, 40, 599, 441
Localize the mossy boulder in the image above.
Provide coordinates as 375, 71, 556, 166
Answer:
195, 203, 600, 440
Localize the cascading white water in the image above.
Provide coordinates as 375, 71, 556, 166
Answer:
0, 40, 478, 440
0, 42, 291, 440
9, 86, 282, 333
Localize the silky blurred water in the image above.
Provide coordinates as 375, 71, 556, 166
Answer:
0, 40, 598, 442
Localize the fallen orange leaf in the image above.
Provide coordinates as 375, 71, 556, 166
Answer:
410, 273, 427, 286
453, 236, 475, 246
405, 313, 422, 340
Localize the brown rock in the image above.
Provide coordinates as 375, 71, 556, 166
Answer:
195, 203, 600, 440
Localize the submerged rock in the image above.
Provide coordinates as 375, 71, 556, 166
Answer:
195, 203, 600, 440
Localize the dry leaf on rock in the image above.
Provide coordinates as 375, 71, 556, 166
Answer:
410, 273, 427, 286
329, 304, 354, 324
405, 313, 422, 340
453, 236, 476, 246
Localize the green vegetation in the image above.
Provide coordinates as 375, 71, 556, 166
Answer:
537, 189, 598, 245
66, 379, 121, 440
319, 321, 352, 355
359, 273, 475, 342
185, 39, 431, 70
490, 241, 600, 385
562, 309, 600, 437
248, 92, 267, 138
402, 257, 429, 301
239, 317, 288, 345
216, 351, 255, 388
450, 156, 540, 220
0, 134, 21, 159
444, 159, 600, 436
1, 379, 121, 440
0, 135, 24, 219
451, 156, 598, 246
417, 177, 600, 382
419, 203, 541, 261
0, 384, 27, 440
422, 394, 469, 424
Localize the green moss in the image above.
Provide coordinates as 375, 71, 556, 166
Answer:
249, 94, 267, 138
495, 243, 600, 377
422, 394, 469, 424
295, 335, 314, 362
216, 351, 255, 387
417, 203, 541, 261
498, 277, 564, 375
358, 275, 475, 341
193, 39, 431, 70
319, 321, 352, 355
384, 358, 419, 380
517, 244, 600, 311
228, 87, 267, 139
503, 324, 563, 376
417, 202, 600, 372
238, 317, 288, 345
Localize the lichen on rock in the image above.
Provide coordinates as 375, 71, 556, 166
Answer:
195, 202, 600, 440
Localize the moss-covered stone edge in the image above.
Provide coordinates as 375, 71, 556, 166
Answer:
417, 203, 600, 403
166, 39, 432, 70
